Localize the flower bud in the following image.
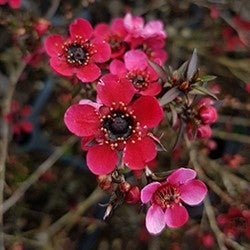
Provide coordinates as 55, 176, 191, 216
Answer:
199, 105, 217, 124
197, 125, 212, 139
97, 175, 112, 191
125, 186, 140, 204
119, 181, 131, 193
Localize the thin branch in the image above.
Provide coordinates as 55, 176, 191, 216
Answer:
45, 0, 61, 20
1, 136, 78, 214
0, 62, 26, 249
4, 233, 43, 248
212, 129, 250, 145
47, 187, 105, 236
204, 198, 246, 250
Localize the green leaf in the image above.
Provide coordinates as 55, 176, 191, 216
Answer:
189, 85, 218, 100
200, 75, 217, 82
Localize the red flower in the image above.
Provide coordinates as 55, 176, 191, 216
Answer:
141, 168, 207, 234
0, 0, 21, 9
110, 50, 162, 96
94, 17, 128, 59
44, 18, 111, 83
64, 74, 164, 175
6, 100, 33, 135
217, 207, 250, 239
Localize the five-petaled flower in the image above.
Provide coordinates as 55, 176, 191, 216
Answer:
94, 17, 128, 59
110, 50, 162, 96
44, 18, 111, 83
64, 73, 164, 175
141, 168, 207, 235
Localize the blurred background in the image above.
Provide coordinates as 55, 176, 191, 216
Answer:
0, 0, 249, 249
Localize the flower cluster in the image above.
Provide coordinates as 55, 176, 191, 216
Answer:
5, 100, 32, 136
44, 14, 216, 236
217, 207, 250, 240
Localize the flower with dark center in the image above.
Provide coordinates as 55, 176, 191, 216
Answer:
64, 73, 164, 175
110, 50, 162, 96
94, 17, 128, 58
45, 18, 111, 83
141, 168, 207, 235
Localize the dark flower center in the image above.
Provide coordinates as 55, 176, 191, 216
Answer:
102, 111, 134, 141
108, 34, 124, 52
152, 183, 181, 209
66, 44, 89, 66
127, 71, 149, 90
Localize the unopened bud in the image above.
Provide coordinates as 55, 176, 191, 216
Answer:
97, 175, 112, 191
199, 105, 217, 124
125, 186, 140, 204
119, 181, 131, 193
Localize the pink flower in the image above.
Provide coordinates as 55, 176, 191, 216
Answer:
0, 0, 21, 9
123, 13, 166, 42
141, 168, 207, 235
123, 13, 167, 65
44, 18, 111, 83
64, 74, 164, 175
94, 18, 128, 58
110, 50, 162, 96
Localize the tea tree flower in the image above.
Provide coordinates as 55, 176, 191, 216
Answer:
110, 50, 162, 96
64, 74, 164, 175
141, 168, 207, 235
94, 17, 128, 59
44, 18, 111, 83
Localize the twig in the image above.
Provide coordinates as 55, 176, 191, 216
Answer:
218, 115, 250, 127
212, 129, 250, 145
189, 145, 237, 206
204, 197, 246, 250
4, 233, 43, 248
0, 62, 26, 249
45, 0, 61, 20
47, 187, 105, 236
1, 136, 78, 214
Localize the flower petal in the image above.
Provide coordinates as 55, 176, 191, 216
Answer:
165, 204, 189, 228
97, 74, 135, 106
167, 168, 196, 185
87, 144, 118, 175
9, 0, 21, 8
69, 18, 93, 40
140, 82, 162, 96
123, 136, 157, 170
76, 63, 101, 82
49, 58, 73, 76
91, 37, 111, 63
180, 179, 207, 205
131, 96, 163, 128
124, 50, 148, 70
145, 204, 165, 235
141, 182, 161, 203
44, 35, 64, 57
94, 23, 110, 37
109, 59, 127, 76
64, 104, 99, 137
